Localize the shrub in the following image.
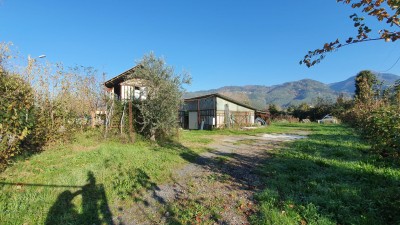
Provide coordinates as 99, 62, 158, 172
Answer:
0, 71, 35, 168
363, 106, 400, 157
339, 70, 400, 159
272, 115, 299, 123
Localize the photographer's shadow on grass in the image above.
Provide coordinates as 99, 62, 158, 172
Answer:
45, 171, 115, 225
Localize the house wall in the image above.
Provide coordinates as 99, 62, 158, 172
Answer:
106, 87, 115, 99
215, 97, 255, 128
119, 78, 147, 100
216, 97, 254, 112
215, 111, 254, 128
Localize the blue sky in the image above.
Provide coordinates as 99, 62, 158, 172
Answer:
1, 0, 399, 91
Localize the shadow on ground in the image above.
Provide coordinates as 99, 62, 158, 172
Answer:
149, 138, 274, 224
155, 130, 400, 225
46, 171, 115, 225
0, 171, 115, 225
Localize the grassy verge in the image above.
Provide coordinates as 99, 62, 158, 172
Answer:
251, 124, 400, 225
0, 131, 207, 225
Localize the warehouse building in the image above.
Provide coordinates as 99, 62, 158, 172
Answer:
179, 93, 257, 130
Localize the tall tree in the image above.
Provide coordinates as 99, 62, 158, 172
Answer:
301, 0, 400, 67
354, 70, 377, 102
132, 53, 191, 141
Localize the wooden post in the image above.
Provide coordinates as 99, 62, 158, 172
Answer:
214, 97, 216, 130
129, 101, 135, 143
197, 99, 200, 127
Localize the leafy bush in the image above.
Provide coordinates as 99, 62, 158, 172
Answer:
272, 115, 299, 123
361, 106, 400, 157
289, 98, 340, 122
0, 71, 35, 167
339, 71, 400, 159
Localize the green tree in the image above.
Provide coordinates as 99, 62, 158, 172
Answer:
393, 79, 400, 104
354, 70, 377, 103
291, 103, 311, 120
301, 0, 400, 67
132, 53, 191, 141
268, 104, 281, 118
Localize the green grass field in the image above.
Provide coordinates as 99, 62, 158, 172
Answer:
0, 123, 399, 224
0, 131, 208, 225
251, 124, 400, 225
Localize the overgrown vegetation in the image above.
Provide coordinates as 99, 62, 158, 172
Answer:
343, 70, 400, 158
0, 43, 189, 170
0, 43, 104, 169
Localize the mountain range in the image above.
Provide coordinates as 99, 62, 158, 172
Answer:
184, 73, 400, 109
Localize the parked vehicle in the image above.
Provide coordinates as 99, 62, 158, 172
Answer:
317, 114, 338, 124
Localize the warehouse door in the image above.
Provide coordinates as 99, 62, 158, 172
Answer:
188, 112, 198, 130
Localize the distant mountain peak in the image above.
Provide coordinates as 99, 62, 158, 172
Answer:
185, 73, 399, 108
329, 72, 400, 94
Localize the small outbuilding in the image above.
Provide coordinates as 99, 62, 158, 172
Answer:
179, 93, 257, 130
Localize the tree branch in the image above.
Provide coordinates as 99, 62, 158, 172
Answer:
301, 0, 400, 67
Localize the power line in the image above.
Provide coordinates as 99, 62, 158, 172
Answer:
380, 54, 400, 73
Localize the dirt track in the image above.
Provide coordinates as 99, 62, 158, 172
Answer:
116, 133, 306, 225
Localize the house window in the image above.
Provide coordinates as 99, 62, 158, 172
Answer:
140, 87, 147, 100
119, 85, 147, 100
121, 85, 136, 100
132, 86, 147, 100
134, 86, 140, 99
